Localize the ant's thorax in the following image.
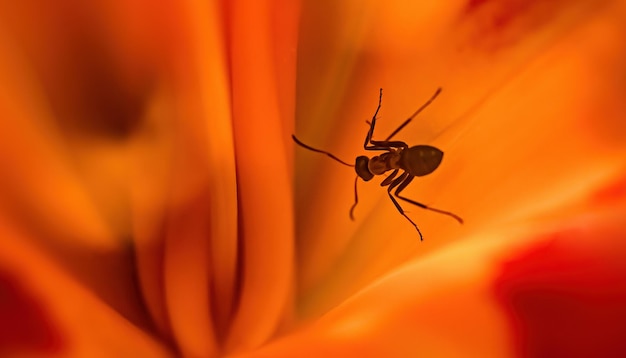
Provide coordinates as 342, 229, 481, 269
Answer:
368, 149, 402, 175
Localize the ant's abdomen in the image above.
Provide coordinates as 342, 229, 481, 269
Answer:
400, 145, 444, 177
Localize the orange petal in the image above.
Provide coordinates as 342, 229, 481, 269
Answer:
294, 0, 626, 320
0, 216, 173, 357
238, 180, 626, 357
224, 0, 299, 352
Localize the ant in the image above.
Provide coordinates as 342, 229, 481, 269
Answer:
292, 88, 463, 240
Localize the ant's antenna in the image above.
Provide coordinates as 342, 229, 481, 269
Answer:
292, 135, 354, 167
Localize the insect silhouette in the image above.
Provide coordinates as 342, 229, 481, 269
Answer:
292, 88, 463, 240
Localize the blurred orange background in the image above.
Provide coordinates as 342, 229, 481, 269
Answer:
0, 0, 625, 357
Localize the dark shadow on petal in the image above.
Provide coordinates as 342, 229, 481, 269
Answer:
0, 269, 65, 354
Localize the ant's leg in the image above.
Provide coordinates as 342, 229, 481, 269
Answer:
364, 120, 407, 149
364, 123, 407, 149
380, 169, 399, 187
349, 176, 359, 220
386, 172, 424, 240
363, 88, 383, 149
369, 140, 407, 150
385, 87, 442, 141
394, 175, 464, 224
362, 90, 408, 150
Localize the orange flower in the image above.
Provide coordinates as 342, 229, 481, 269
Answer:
0, 0, 625, 357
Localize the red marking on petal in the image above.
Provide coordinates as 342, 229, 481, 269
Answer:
493, 231, 626, 357
463, 0, 532, 29
458, 0, 573, 53
0, 270, 65, 354
466, 0, 528, 19
466, 0, 489, 10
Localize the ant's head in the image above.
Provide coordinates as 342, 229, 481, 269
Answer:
355, 156, 374, 181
